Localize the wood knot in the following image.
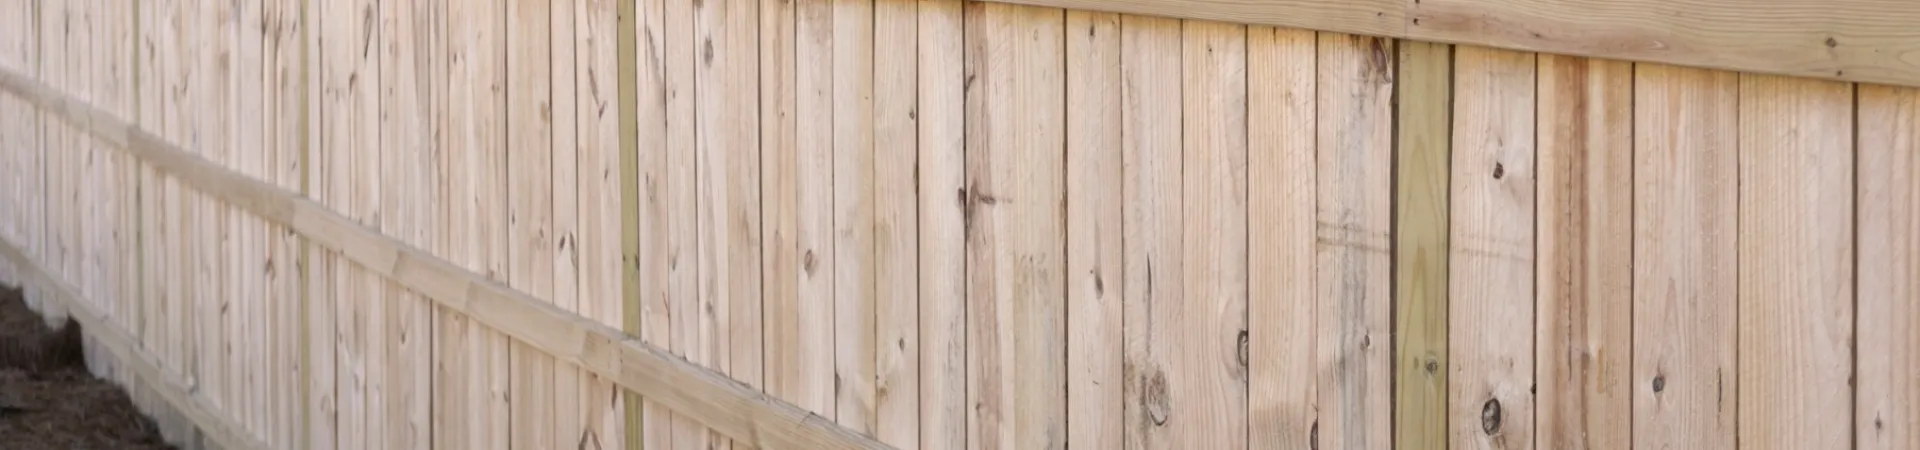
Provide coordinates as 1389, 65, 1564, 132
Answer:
1492, 163, 1505, 179
1652, 375, 1666, 393
1142, 370, 1170, 426
1424, 358, 1439, 375
1480, 398, 1503, 435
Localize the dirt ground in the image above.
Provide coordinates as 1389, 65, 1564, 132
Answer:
0, 283, 176, 449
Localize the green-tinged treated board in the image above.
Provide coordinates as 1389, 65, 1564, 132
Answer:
1120, 14, 1181, 450
875, 1, 921, 447
1391, 39, 1449, 450
1315, 32, 1394, 450
1737, 74, 1854, 449
378, 0, 441, 448
1246, 23, 1319, 450
916, 1, 967, 448
507, 0, 559, 447
637, 0, 679, 446
1065, 9, 1121, 450
695, 0, 763, 449
1632, 63, 1737, 450
834, 0, 878, 437
1448, 44, 1536, 450
1178, 19, 1250, 450
617, 0, 645, 445
1535, 53, 1632, 450
577, 0, 627, 447
1857, 85, 1920, 450
965, 3, 1066, 449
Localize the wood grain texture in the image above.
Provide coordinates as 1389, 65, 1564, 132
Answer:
379, 1, 441, 448
636, 0, 679, 446
1535, 53, 1632, 450
550, 0, 588, 446
1737, 74, 1855, 450
994, 0, 1399, 39
760, 0, 809, 432
443, 0, 513, 448
1408, 0, 1920, 88
1315, 32, 1394, 450
1632, 63, 1738, 450
915, 1, 967, 448
1247, 24, 1318, 450
1447, 44, 1535, 450
575, 0, 627, 448
794, 0, 840, 423
964, 4, 1066, 449
507, 0, 558, 447
834, 0, 878, 436
1065, 9, 1121, 450
1857, 84, 1920, 450
874, 0, 921, 447
695, 0, 763, 448
1120, 14, 1181, 450
1176, 19, 1250, 450
1391, 39, 1449, 450
0, 63, 899, 450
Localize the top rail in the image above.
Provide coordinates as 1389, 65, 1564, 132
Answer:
993, 0, 1920, 87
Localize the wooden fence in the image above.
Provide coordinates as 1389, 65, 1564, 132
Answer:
0, 0, 1914, 449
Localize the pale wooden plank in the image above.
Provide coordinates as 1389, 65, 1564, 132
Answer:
301, 0, 337, 445
234, 0, 268, 438
1064, 9, 1120, 450
194, 0, 235, 426
1390, 39, 1448, 450
443, 0, 510, 448
1857, 84, 1920, 450
965, 3, 1066, 449
1120, 14, 1181, 450
915, 1, 967, 448
0, 38, 900, 450
833, 0, 878, 436
316, 0, 378, 444
874, 0, 920, 447
378, 0, 439, 447
1176, 19, 1250, 450
1408, 0, 1920, 89
1736, 74, 1855, 449
635, 0, 678, 446
760, 0, 807, 434
1535, 53, 1632, 450
576, 0, 628, 447
1315, 32, 1394, 450
550, 0, 587, 447
508, 0, 559, 447
795, 0, 840, 424
1631, 63, 1738, 450
665, 0, 702, 445
1448, 45, 1536, 450
1248, 24, 1317, 450
267, 0, 305, 442
695, 0, 763, 448
993, 0, 1398, 39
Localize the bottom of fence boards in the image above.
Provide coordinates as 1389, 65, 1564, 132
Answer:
0, 238, 265, 450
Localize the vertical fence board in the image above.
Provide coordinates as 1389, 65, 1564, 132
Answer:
1248, 24, 1319, 450
1120, 14, 1182, 450
302, 0, 336, 444
1857, 84, 1920, 450
577, 0, 628, 446
1316, 32, 1395, 450
1065, 9, 1121, 450
665, 0, 702, 445
636, 0, 679, 445
965, 4, 1067, 449
1535, 53, 1633, 450
1178, 19, 1250, 450
378, 0, 440, 448
1392, 39, 1450, 450
760, 0, 807, 436
833, 0, 878, 437
1631, 63, 1738, 450
1448, 45, 1535, 450
695, 0, 763, 448
551, 0, 587, 446
1737, 74, 1855, 450
875, 1, 922, 447
916, 1, 968, 448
